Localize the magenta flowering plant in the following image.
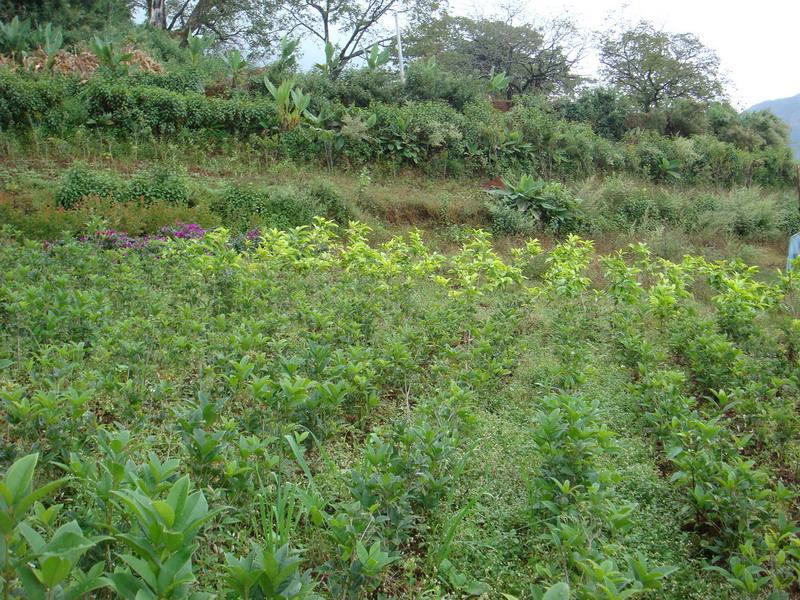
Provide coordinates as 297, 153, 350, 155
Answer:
161, 223, 208, 240
66, 223, 209, 251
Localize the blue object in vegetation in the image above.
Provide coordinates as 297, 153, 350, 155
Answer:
787, 232, 800, 271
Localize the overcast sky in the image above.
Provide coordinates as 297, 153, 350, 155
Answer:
446, 0, 800, 108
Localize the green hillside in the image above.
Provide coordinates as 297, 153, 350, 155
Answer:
1, 4, 799, 600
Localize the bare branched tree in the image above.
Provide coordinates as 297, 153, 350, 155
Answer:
276, 0, 440, 77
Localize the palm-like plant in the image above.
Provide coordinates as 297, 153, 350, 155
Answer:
366, 43, 390, 70
487, 174, 583, 232
0, 17, 32, 63
489, 70, 511, 96
224, 49, 248, 87
90, 36, 133, 73
315, 41, 342, 78
33, 23, 63, 71
264, 77, 312, 130
489, 174, 545, 212
186, 32, 211, 68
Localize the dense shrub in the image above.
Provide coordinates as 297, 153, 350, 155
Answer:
211, 184, 318, 229
486, 202, 538, 236
56, 162, 122, 208
306, 180, 353, 224
487, 175, 584, 235
557, 87, 632, 140
127, 165, 189, 206
263, 187, 317, 228
0, 69, 69, 129
403, 59, 482, 110
210, 184, 270, 223
56, 163, 190, 208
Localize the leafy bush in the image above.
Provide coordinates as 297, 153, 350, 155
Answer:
404, 59, 482, 110
0, 68, 795, 187
56, 162, 122, 209
211, 184, 270, 223
487, 175, 584, 234
212, 184, 317, 229
126, 165, 190, 206
306, 180, 353, 225
486, 201, 538, 237
56, 163, 189, 208
263, 187, 316, 229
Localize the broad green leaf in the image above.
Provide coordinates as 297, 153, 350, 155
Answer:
152, 500, 175, 527
542, 581, 570, 600
4, 453, 38, 503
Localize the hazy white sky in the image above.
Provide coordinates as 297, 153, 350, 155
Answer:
447, 0, 800, 108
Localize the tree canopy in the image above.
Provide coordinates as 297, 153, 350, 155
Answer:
406, 15, 583, 97
598, 20, 725, 112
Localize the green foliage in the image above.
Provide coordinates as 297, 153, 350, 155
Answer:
89, 36, 133, 73
558, 87, 631, 140
211, 184, 330, 229
488, 175, 583, 233
0, 16, 31, 61
56, 163, 189, 209
264, 77, 311, 130
224, 49, 249, 87
315, 41, 342, 78
0, 454, 90, 598
224, 543, 319, 599
486, 202, 538, 237
185, 32, 211, 69
1, 222, 799, 598
56, 162, 122, 209
0, 64, 793, 187
404, 58, 482, 110
32, 22, 63, 71
365, 43, 390, 71
599, 20, 724, 111
127, 166, 189, 207
306, 180, 353, 225
109, 475, 217, 599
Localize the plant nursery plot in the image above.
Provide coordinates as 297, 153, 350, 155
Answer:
0, 224, 798, 599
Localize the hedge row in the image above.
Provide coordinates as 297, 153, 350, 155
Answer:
0, 69, 795, 187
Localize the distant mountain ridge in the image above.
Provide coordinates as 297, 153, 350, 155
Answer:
749, 93, 800, 158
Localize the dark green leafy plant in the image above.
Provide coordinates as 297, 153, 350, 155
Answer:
487, 175, 583, 233
109, 474, 218, 599
90, 37, 133, 73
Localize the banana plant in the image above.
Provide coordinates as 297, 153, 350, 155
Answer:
185, 32, 211, 68
315, 41, 342, 78
32, 23, 63, 71
366, 43, 390, 70
263, 77, 312, 130
305, 108, 377, 170
273, 37, 300, 73
224, 49, 249, 88
488, 70, 511, 96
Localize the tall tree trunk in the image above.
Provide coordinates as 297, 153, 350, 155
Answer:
149, 0, 167, 29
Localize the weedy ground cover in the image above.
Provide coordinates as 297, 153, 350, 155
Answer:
0, 221, 798, 599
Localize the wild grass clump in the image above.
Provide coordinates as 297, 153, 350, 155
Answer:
579, 176, 800, 242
